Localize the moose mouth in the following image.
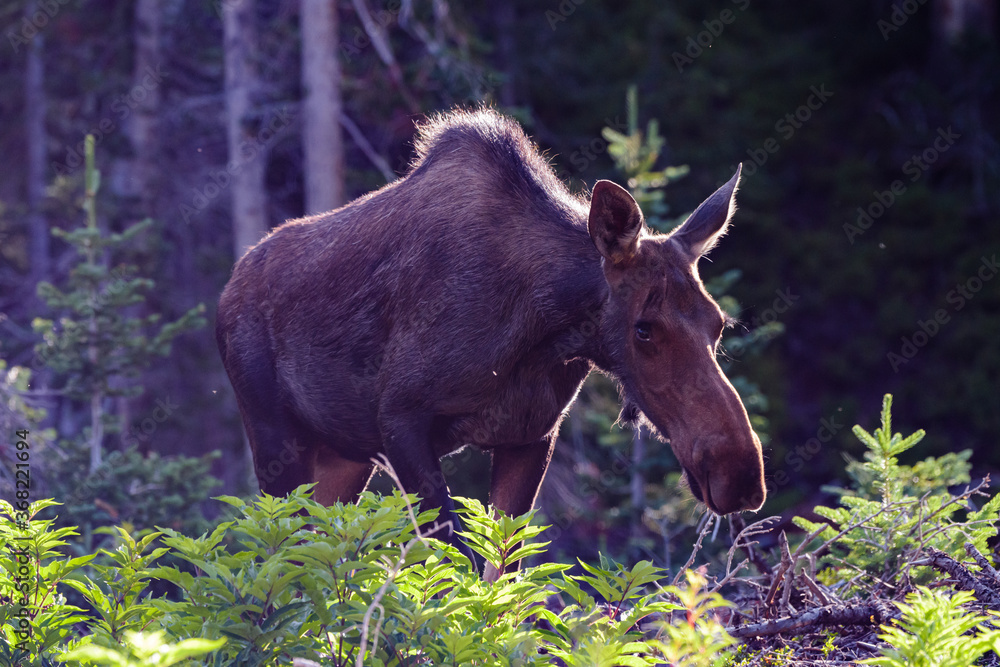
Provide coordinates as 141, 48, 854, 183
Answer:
682, 467, 718, 514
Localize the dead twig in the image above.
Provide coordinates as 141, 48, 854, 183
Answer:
672, 513, 717, 586
728, 601, 897, 639
729, 514, 778, 576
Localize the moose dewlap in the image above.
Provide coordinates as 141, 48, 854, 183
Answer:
216, 108, 765, 570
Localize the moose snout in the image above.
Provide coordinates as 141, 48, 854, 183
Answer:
684, 431, 766, 514
706, 433, 766, 513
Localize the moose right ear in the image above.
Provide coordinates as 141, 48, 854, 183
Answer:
588, 180, 644, 264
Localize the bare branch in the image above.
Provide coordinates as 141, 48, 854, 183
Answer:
340, 113, 397, 183
914, 548, 1000, 606
965, 541, 1000, 589
728, 601, 897, 639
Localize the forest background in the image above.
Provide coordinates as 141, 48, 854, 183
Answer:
0, 0, 998, 565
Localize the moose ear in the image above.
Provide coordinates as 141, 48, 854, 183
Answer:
588, 180, 644, 264
673, 164, 742, 259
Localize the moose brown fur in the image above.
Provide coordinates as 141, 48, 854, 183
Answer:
217, 108, 765, 569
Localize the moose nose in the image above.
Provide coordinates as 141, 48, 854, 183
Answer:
706, 436, 766, 513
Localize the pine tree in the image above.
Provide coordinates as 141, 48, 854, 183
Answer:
32, 135, 206, 473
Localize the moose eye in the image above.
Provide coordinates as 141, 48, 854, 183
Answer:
635, 322, 652, 342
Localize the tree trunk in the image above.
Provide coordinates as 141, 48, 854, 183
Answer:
301, 0, 345, 214
629, 426, 646, 560
934, 0, 996, 43
25, 0, 49, 287
495, 2, 516, 107
130, 0, 161, 218
223, 0, 268, 260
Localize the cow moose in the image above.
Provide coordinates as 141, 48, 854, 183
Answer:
216, 108, 766, 575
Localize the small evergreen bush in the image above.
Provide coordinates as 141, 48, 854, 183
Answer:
794, 395, 1000, 593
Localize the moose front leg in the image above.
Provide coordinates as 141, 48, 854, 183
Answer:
378, 408, 478, 567
484, 435, 557, 583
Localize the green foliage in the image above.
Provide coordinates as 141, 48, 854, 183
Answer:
862, 587, 1000, 667
32, 134, 206, 472
455, 496, 550, 576
4, 398, 1000, 667
33, 135, 205, 403
0, 498, 95, 665
654, 570, 736, 667
63, 528, 172, 645
603, 85, 691, 232
0, 488, 736, 666
43, 447, 221, 556
842, 393, 928, 505
62, 631, 226, 667
793, 394, 1000, 591
546, 556, 677, 666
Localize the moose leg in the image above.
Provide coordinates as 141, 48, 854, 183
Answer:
484, 435, 556, 582
378, 408, 478, 566
312, 447, 375, 506
233, 391, 316, 499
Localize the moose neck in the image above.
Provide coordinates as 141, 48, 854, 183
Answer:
549, 251, 623, 376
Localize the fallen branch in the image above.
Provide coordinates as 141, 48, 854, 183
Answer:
728, 601, 897, 639
914, 548, 1000, 606
964, 541, 1000, 589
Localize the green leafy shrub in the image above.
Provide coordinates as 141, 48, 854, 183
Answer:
654, 571, 736, 667
794, 394, 1000, 591
2, 489, 721, 666
0, 499, 94, 667
61, 631, 225, 667
862, 587, 1000, 667
43, 447, 221, 556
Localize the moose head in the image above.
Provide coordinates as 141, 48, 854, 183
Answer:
588, 166, 766, 513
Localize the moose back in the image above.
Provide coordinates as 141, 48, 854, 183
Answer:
216, 108, 766, 566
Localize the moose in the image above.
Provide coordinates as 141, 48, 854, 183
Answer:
216, 108, 766, 575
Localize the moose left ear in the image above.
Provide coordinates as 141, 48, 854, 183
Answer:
673, 164, 742, 259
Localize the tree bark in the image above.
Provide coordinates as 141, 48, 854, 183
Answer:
223, 0, 269, 260
130, 0, 162, 218
25, 0, 49, 287
301, 0, 345, 214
